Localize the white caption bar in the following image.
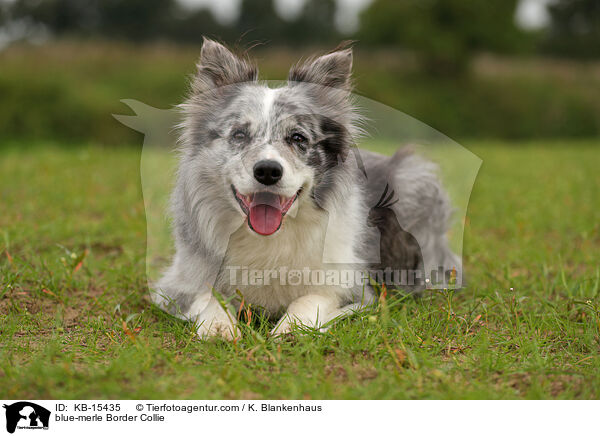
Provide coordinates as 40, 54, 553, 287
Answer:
0, 400, 597, 435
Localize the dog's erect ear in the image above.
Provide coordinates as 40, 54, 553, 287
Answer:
192, 38, 258, 92
288, 44, 353, 90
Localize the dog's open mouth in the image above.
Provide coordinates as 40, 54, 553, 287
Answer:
232, 185, 301, 236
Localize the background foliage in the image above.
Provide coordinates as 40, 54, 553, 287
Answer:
1, 0, 599, 145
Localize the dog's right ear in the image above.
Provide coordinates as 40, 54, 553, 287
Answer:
192, 38, 258, 93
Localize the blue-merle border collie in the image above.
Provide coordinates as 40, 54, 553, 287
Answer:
153, 38, 460, 339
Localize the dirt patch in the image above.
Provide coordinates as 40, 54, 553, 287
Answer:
323, 352, 380, 383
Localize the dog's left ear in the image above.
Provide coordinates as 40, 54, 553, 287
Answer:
288, 43, 353, 91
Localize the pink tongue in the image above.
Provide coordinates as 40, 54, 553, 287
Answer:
249, 204, 283, 235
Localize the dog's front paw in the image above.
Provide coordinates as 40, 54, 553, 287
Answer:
271, 317, 295, 337
271, 315, 311, 338
197, 318, 238, 341
271, 294, 339, 338
193, 296, 240, 341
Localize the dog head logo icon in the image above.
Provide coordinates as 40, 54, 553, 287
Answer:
3, 402, 50, 434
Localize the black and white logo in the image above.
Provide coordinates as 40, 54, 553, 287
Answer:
3, 402, 50, 434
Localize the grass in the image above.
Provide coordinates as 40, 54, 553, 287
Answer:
0, 139, 599, 399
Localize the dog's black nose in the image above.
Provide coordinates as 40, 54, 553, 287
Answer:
253, 160, 283, 185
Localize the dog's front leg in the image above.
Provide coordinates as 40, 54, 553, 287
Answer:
153, 250, 239, 340
271, 294, 341, 336
154, 288, 239, 340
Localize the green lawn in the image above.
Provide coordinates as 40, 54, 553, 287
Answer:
1, 140, 599, 399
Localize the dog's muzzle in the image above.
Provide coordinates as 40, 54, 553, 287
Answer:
232, 185, 301, 235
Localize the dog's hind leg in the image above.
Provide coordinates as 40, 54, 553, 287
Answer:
361, 148, 462, 290
387, 152, 462, 288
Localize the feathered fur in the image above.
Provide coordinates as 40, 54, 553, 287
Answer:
153, 39, 460, 339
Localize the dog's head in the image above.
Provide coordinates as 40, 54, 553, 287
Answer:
179, 38, 361, 236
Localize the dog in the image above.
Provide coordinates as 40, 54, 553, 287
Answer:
152, 38, 460, 339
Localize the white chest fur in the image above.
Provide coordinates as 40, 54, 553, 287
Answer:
216, 197, 363, 315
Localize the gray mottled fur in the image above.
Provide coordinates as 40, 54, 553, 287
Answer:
153, 38, 460, 338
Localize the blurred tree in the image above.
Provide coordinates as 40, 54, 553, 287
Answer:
5, 0, 342, 46
358, 0, 523, 76
0, 3, 6, 27
11, 0, 181, 41
542, 0, 600, 59
166, 9, 229, 44
11, 0, 102, 35
237, 0, 285, 44
96, 0, 177, 41
289, 0, 339, 45
237, 0, 339, 46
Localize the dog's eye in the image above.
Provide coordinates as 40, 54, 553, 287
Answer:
290, 132, 308, 145
232, 130, 248, 141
